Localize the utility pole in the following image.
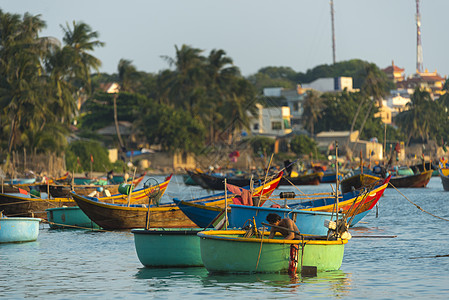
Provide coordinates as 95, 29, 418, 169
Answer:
416, 0, 423, 73
330, 0, 336, 65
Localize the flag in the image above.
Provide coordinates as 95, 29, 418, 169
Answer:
394, 142, 400, 153
211, 209, 229, 229
90, 155, 94, 163
77, 156, 81, 166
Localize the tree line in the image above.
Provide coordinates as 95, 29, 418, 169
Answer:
2, 11, 449, 174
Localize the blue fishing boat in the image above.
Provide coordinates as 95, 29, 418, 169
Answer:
173, 173, 283, 228
132, 228, 204, 267
229, 205, 335, 235
0, 214, 41, 243
46, 206, 101, 229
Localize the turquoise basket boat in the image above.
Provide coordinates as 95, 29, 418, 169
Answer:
46, 206, 100, 229
132, 228, 205, 267
0, 216, 41, 243
198, 230, 348, 273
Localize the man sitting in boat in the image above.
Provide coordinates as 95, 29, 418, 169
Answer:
266, 213, 301, 240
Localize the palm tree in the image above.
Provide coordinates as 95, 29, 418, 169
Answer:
160, 44, 206, 112
60, 21, 104, 94
301, 90, 326, 137
394, 88, 433, 146
0, 11, 47, 153
117, 59, 138, 92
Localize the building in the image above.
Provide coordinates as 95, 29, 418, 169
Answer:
396, 70, 447, 99
301, 77, 355, 93
374, 101, 393, 124
315, 130, 383, 160
250, 104, 292, 137
382, 61, 405, 83
385, 92, 411, 117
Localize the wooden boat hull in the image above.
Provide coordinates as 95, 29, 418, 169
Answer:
0, 217, 41, 243
132, 228, 204, 267
46, 206, 100, 229
41, 173, 149, 198
198, 230, 347, 273
278, 172, 323, 186
185, 170, 210, 189
340, 173, 381, 194
229, 205, 335, 235
173, 174, 282, 228
439, 169, 449, 191
71, 192, 197, 230
389, 170, 433, 188
0, 193, 76, 219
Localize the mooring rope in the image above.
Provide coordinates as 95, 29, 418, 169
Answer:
389, 182, 449, 222
42, 219, 108, 232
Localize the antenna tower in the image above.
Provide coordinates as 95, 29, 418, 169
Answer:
416, 0, 423, 73
330, 0, 336, 65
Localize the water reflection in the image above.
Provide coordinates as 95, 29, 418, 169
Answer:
135, 266, 352, 297
134, 267, 208, 279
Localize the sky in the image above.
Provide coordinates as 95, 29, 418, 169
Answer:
2, 0, 449, 79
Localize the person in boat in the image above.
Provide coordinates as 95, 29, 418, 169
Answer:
266, 213, 301, 240
372, 163, 387, 178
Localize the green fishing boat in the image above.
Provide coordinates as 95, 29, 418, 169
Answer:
132, 228, 204, 267
46, 206, 100, 230
198, 230, 348, 274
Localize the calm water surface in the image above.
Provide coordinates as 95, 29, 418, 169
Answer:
1, 175, 449, 299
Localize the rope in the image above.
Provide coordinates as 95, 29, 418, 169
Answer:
42, 219, 108, 232
255, 226, 266, 272
389, 182, 449, 222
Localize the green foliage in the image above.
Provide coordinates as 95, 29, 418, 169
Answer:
247, 136, 275, 156
136, 99, 206, 154
395, 88, 449, 145
290, 135, 318, 156
79, 92, 143, 131
65, 140, 112, 172
247, 67, 296, 92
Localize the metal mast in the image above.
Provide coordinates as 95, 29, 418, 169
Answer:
416, 0, 423, 73
330, 0, 336, 65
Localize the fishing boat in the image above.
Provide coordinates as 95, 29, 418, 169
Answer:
0, 193, 75, 219
340, 173, 382, 194
228, 205, 336, 236
439, 168, 449, 191
190, 171, 266, 190
278, 171, 324, 186
185, 169, 210, 189
40, 172, 148, 198
198, 229, 348, 273
132, 228, 204, 267
389, 169, 433, 188
320, 171, 343, 183
70, 177, 197, 230
173, 173, 283, 228
46, 206, 100, 229
0, 213, 41, 243
1, 177, 36, 185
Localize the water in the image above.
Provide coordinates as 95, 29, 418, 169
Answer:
1, 175, 449, 299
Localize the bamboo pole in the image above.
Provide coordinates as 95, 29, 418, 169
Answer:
224, 178, 228, 230
257, 154, 274, 207
127, 167, 137, 207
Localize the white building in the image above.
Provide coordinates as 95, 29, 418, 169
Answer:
250, 104, 292, 137
301, 77, 355, 93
